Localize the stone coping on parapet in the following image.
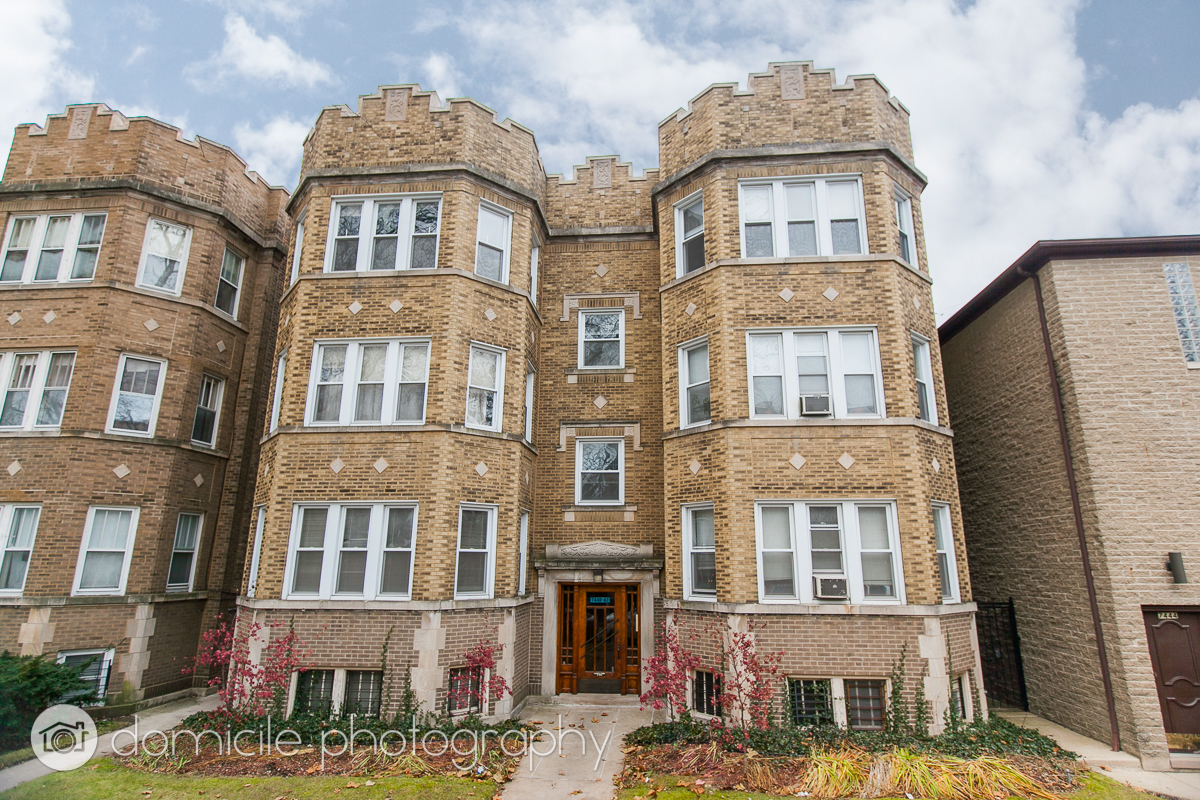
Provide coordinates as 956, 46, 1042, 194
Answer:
665, 598, 978, 616
237, 595, 538, 612
662, 416, 954, 440
0, 591, 210, 607
659, 253, 931, 293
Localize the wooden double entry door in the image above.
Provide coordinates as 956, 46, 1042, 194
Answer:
556, 583, 640, 694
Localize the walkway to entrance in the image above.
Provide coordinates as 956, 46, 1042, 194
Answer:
503, 694, 652, 800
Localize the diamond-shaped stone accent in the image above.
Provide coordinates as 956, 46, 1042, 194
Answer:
113, 464, 131, 479
593, 395, 607, 409
932, 457, 941, 474
216, 340, 227, 353
837, 452, 855, 470
193, 474, 205, 487
330, 458, 345, 474
595, 264, 609, 277
374, 458, 389, 473
484, 308, 497, 321
914, 296, 921, 309
475, 462, 489, 477
6, 312, 20, 326
43, 310, 57, 324
143, 318, 160, 331
789, 454, 807, 470
348, 301, 363, 315
389, 300, 403, 313
689, 460, 702, 475
685, 302, 697, 317
779, 288, 795, 302
6, 460, 20, 476
823, 287, 841, 302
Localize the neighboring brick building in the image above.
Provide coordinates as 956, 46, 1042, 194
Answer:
0, 104, 289, 704
243, 61, 984, 731
940, 236, 1200, 770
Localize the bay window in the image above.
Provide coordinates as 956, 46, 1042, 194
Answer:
747, 328, 883, 419
1, 212, 107, 284
326, 195, 442, 272
933, 504, 959, 602
167, 513, 202, 592
0, 505, 40, 594
137, 219, 191, 294
0, 350, 76, 430
738, 177, 866, 258
285, 503, 418, 599
107, 354, 166, 436
306, 339, 430, 426
73, 507, 139, 596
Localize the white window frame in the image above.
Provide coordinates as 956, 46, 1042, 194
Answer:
0, 350, 77, 430
577, 308, 625, 369
0, 504, 41, 595
746, 328, 885, 420
674, 191, 705, 278
679, 337, 711, 428
0, 212, 108, 284
529, 233, 540, 306
106, 354, 167, 437
72, 506, 140, 597
895, 189, 916, 267
933, 503, 959, 603
247, 506, 265, 598
56, 648, 115, 706
454, 503, 496, 600
574, 437, 625, 506
166, 512, 203, 592
682, 503, 716, 601
136, 218, 193, 296
324, 194, 443, 273
464, 342, 506, 432
474, 201, 512, 283
270, 351, 286, 433
753, 500, 905, 605
518, 510, 529, 596
911, 333, 937, 425
214, 247, 245, 319
304, 339, 431, 427
1162, 262, 1200, 366
523, 364, 535, 443
190, 374, 224, 447
290, 213, 305, 286
283, 502, 419, 600
737, 176, 867, 258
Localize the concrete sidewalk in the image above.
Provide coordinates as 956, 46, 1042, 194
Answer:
997, 710, 1200, 800
0, 693, 221, 794
502, 695, 652, 800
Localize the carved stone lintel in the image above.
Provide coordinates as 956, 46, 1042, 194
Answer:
592, 158, 612, 189
780, 65, 805, 101
384, 88, 407, 122
68, 107, 90, 140
546, 540, 653, 560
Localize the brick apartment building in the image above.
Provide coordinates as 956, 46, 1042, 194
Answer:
0, 104, 289, 704
941, 237, 1200, 770
1, 61, 984, 730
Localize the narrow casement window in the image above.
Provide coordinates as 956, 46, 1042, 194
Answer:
682, 342, 711, 426
827, 181, 863, 255
475, 205, 509, 282
693, 670, 721, 715
34, 216, 71, 281
290, 216, 305, 285
845, 679, 885, 731
0, 506, 40, 593
759, 505, 796, 597
808, 506, 843, 574
138, 219, 190, 293
857, 506, 896, 598
455, 506, 494, 598
291, 507, 328, 594
1, 218, 35, 281
215, 248, 244, 317
576, 439, 623, 505
741, 185, 774, 257
518, 511, 529, 595
247, 507, 265, 599
335, 508, 371, 594
1163, 262, 1200, 364
379, 506, 415, 596
344, 671, 383, 716
529, 238, 540, 305
678, 197, 705, 274
579, 310, 623, 368
109, 355, 165, 435
687, 506, 716, 597
270, 353, 286, 433
912, 337, 933, 422
332, 203, 362, 271
933, 504, 958, 602
749, 334, 785, 416
465, 345, 503, 430
314, 345, 347, 422
296, 669, 335, 715
790, 679, 835, 727
191, 375, 223, 446
76, 508, 135, 594
840, 332, 878, 415
167, 513, 201, 591
896, 193, 915, 265
523, 367, 535, 443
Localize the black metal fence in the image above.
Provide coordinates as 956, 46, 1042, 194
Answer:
976, 599, 1028, 710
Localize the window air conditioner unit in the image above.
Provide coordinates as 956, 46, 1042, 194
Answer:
813, 575, 849, 599
800, 394, 831, 416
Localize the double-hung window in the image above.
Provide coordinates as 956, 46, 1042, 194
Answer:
576, 438, 624, 505
167, 513, 202, 592
1163, 262, 1200, 365
73, 507, 139, 596
683, 505, 716, 599
578, 309, 624, 368
326, 195, 442, 272
214, 248, 244, 318
932, 504, 959, 603
895, 191, 916, 266
474, 203, 511, 282
191, 374, 223, 446
0, 505, 40, 594
675, 194, 705, 276
748, 329, 883, 419
738, 178, 866, 258
465, 343, 505, 431
1, 212, 107, 284
754, 501, 903, 604
455, 504, 496, 599
285, 503, 418, 600
137, 219, 192, 295
0, 350, 76, 429
107, 354, 166, 436
680, 340, 711, 426
306, 339, 430, 426
911, 335, 936, 424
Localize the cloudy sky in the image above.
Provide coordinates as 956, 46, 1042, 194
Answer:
4, 0, 1200, 319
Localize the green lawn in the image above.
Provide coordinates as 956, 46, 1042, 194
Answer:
0, 759, 493, 800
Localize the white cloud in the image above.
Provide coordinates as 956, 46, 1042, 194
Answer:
198, 0, 331, 24
232, 116, 309, 188
186, 14, 332, 91
0, 0, 93, 164
422, 53, 462, 101
125, 45, 149, 66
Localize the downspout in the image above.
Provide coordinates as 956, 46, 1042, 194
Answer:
1025, 268, 1121, 752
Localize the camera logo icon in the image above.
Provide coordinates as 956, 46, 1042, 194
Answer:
31, 705, 97, 771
